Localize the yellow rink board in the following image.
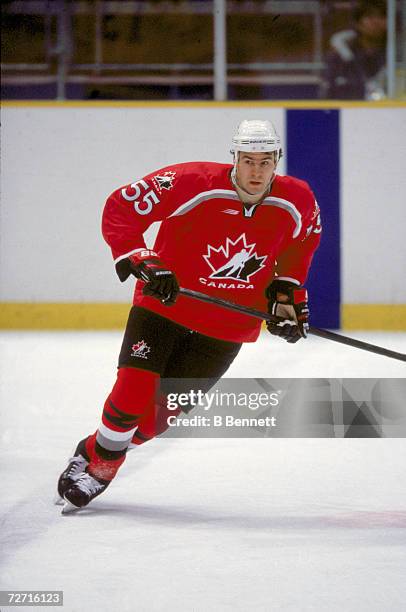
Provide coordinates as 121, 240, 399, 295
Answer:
341, 304, 406, 331
1, 303, 406, 331
0, 303, 130, 330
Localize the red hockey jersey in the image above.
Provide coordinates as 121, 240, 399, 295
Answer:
102, 162, 321, 343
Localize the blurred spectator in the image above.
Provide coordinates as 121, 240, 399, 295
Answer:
324, 0, 387, 99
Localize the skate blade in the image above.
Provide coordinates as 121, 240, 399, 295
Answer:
61, 499, 82, 514
54, 492, 65, 506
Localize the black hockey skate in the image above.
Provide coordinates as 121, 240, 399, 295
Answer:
55, 438, 90, 505
62, 472, 110, 514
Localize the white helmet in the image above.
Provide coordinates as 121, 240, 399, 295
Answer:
231, 119, 282, 160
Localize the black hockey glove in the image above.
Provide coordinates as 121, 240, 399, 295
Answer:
265, 279, 309, 343
115, 252, 179, 306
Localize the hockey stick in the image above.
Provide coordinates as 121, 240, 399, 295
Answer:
179, 287, 406, 363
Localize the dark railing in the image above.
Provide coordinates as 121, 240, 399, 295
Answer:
2, 0, 403, 100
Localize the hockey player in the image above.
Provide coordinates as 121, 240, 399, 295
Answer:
57, 119, 321, 512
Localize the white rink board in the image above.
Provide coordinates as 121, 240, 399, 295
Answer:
341, 108, 406, 303
1, 105, 406, 304
0, 106, 284, 303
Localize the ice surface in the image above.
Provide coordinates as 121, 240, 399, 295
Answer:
1, 331, 405, 612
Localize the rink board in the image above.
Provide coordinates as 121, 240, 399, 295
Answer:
1, 303, 406, 330
1, 101, 405, 330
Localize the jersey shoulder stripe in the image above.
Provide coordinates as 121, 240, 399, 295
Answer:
262, 197, 302, 238
167, 189, 240, 218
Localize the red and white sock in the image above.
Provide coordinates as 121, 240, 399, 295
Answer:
86, 367, 158, 480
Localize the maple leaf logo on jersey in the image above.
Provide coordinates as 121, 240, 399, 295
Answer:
203, 234, 267, 283
131, 340, 151, 359
152, 171, 176, 193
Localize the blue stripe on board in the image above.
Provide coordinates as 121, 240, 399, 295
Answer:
286, 109, 341, 329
